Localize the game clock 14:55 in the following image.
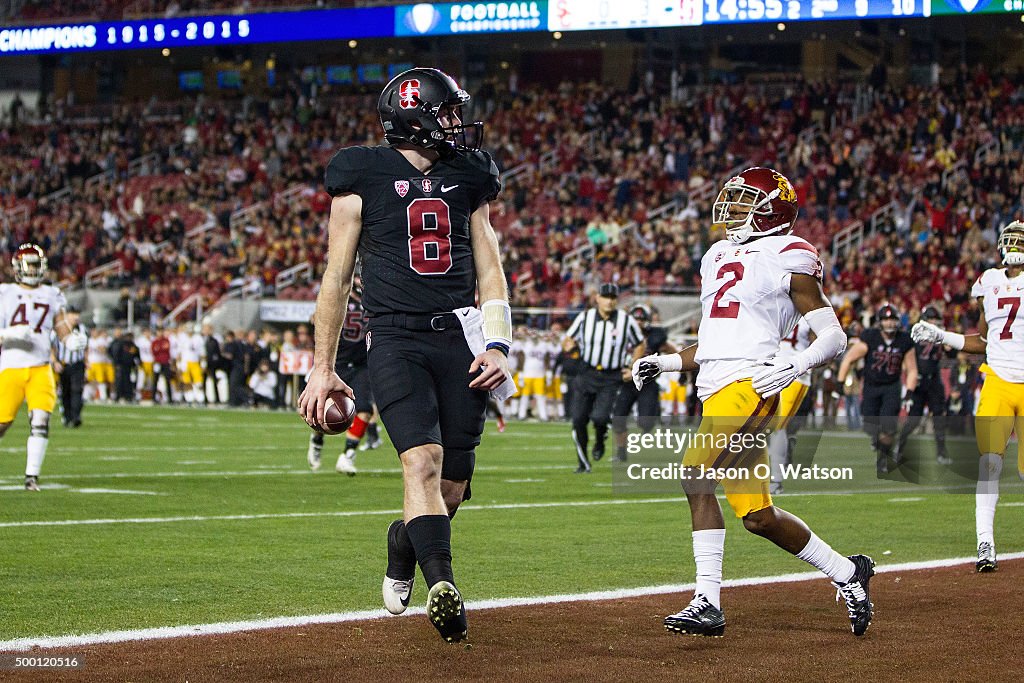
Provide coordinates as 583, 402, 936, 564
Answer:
704, 0, 800, 22
703, 0, 921, 22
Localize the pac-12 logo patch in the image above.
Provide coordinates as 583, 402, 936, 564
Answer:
398, 79, 420, 110
395, 181, 410, 197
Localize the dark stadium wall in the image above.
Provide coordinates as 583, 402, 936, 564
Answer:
519, 49, 602, 87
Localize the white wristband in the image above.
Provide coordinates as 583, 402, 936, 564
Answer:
481, 299, 512, 350
941, 330, 965, 350
658, 353, 683, 372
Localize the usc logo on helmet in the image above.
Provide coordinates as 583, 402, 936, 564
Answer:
773, 173, 796, 203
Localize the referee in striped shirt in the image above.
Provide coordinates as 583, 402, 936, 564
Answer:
563, 283, 643, 472
52, 306, 87, 428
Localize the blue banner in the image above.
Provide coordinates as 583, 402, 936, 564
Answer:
0, 7, 394, 56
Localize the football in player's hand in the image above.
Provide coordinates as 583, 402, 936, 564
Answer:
321, 391, 356, 435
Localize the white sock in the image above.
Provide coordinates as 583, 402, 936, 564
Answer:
693, 529, 726, 608
976, 453, 1002, 547
26, 435, 48, 477
193, 384, 205, 404
796, 532, 855, 584
768, 430, 787, 484
537, 396, 548, 421
518, 396, 529, 420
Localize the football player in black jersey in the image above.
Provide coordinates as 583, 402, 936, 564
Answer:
298, 68, 511, 644
837, 303, 919, 475
306, 286, 377, 475
896, 305, 952, 465
612, 304, 676, 462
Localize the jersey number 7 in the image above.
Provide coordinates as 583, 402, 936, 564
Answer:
996, 296, 1020, 340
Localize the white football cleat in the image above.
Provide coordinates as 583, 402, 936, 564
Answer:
383, 575, 415, 615
336, 449, 357, 476
306, 435, 322, 471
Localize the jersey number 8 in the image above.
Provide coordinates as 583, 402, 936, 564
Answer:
406, 198, 453, 275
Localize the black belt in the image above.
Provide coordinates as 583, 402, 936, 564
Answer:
370, 312, 460, 332
583, 364, 622, 375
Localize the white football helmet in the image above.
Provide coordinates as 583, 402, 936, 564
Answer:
12, 244, 47, 287
998, 221, 1024, 266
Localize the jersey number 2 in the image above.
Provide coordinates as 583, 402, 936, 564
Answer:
10, 302, 49, 333
996, 297, 1020, 340
710, 263, 745, 319
407, 198, 452, 275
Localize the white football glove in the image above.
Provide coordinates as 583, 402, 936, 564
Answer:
631, 353, 682, 390
911, 320, 944, 344
750, 357, 799, 398
0, 325, 32, 343
65, 331, 88, 353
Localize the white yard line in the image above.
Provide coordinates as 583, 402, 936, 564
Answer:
0, 497, 685, 528
3, 484, 1021, 528
0, 552, 1019, 652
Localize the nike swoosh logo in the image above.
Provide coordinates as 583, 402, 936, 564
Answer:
440, 184, 459, 193
400, 593, 411, 606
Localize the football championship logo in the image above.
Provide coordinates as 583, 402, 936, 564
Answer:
394, 181, 410, 197
399, 79, 420, 110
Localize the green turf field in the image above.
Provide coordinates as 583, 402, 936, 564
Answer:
0, 405, 1021, 641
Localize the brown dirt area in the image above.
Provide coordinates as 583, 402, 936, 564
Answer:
6, 560, 1020, 683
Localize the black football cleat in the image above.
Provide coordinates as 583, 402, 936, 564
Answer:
664, 594, 726, 637
426, 581, 468, 643
976, 542, 997, 573
591, 442, 605, 462
833, 554, 875, 636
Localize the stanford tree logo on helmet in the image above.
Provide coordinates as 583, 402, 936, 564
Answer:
378, 67, 483, 156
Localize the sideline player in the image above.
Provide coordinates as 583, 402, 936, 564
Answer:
897, 305, 952, 465
912, 220, 1024, 572
837, 304, 918, 474
517, 328, 552, 421
86, 327, 114, 402
306, 286, 377, 475
0, 245, 88, 490
612, 304, 675, 462
299, 68, 511, 643
633, 168, 874, 637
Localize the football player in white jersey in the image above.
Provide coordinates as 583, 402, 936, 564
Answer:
0, 245, 87, 490
135, 327, 155, 399
633, 168, 873, 637
769, 316, 813, 494
518, 330, 551, 421
912, 220, 1024, 573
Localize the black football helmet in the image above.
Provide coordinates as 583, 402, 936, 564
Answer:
630, 304, 653, 328
876, 303, 901, 334
377, 67, 482, 156
921, 305, 942, 322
